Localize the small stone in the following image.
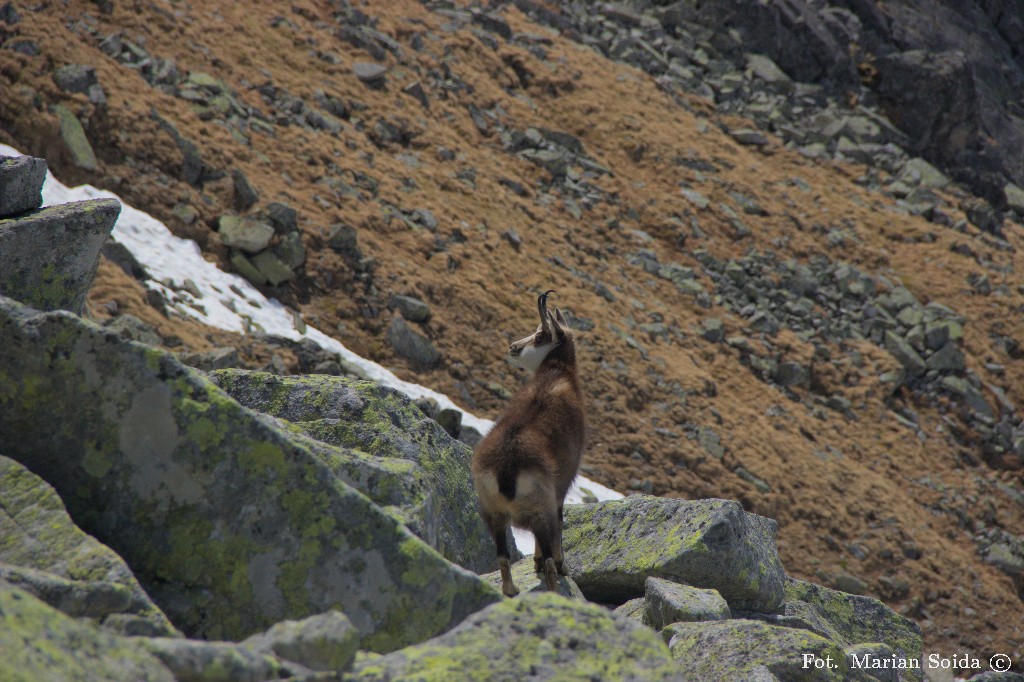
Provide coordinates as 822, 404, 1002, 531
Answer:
52, 64, 98, 94
104, 314, 162, 346
177, 347, 241, 371
388, 294, 431, 323
401, 81, 429, 109
231, 169, 259, 211
884, 331, 926, 377
925, 342, 965, 373
697, 426, 725, 459
230, 252, 268, 286
243, 611, 360, 673
353, 61, 387, 85
265, 201, 297, 234
502, 229, 522, 251
171, 203, 198, 225
734, 466, 771, 493
730, 128, 769, 146
328, 223, 358, 252
251, 250, 296, 286
700, 318, 724, 343
831, 573, 869, 595
54, 105, 98, 171
218, 215, 274, 253
680, 188, 710, 209
387, 314, 440, 370
773, 362, 808, 387
435, 408, 462, 439
273, 232, 306, 270
0, 155, 47, 217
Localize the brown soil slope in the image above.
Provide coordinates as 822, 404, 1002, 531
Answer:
2, 0, 1022, 666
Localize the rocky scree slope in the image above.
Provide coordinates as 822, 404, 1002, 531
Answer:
1, 0, 1023, 664
0, 164, 925, 680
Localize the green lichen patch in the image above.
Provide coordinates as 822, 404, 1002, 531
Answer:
211, 370, 494, 573
562, 496, 785, 610
349, 593, 679, 681
663, 619, 855, 682
0, 581, 175, 682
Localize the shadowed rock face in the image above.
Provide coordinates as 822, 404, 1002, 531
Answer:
0, 198, 120, 314
0, 295, 500, 649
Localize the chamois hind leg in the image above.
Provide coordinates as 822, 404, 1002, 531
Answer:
484, 512, 518, 597
532, 512, 560, 593
554, 505, 567, 576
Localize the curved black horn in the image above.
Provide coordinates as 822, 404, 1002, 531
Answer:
537, 289, 556, 322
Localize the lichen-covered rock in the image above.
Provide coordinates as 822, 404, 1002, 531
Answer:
0, 198, 120, 314
0, 581, 175, 681
55, 104, 99, 171
644, 577, 731, 629
562, 496, 786, 611
779, 579, 923, 681
137, 637, 289, 682
662, 619, 858, 681
0, 562, 134, 619
844, 643, 899, 682
242, 610, 360, 673
0, 455, 175, 634
0, 297, 500, 650
481, 557, 585, 600
613, 597, 647, 622
0, 154, 47, 217
210, 370, 495, 573
349, 593, 679, 681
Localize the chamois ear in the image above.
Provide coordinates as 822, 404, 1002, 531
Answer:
553, 307, 569, 330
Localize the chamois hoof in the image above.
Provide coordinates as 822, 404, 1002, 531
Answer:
543, 558, 558, 592
502, 581, 521, 597
534, 557, 544, 574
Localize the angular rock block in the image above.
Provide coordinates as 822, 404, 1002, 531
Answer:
242, 610, 360, 673
645, 577, 731, 629
0, 298, 500, 650
481, 557, 585, 600
0, 581, 175, 681
0, 198, 120, 314
663, 620, 854, 682
0, 455, 175, 634
0, 154, 47, 217
351, 593, 679, 681
781, 579, 922, 680
137, 638, 288, 682
562, 496, 786, 611
211, 370, 495, 574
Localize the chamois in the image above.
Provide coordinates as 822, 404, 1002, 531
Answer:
472, 290, 585, 596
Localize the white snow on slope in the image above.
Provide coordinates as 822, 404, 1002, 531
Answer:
2, 144, 622, 553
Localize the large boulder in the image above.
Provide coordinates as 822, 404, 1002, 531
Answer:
349, 593, 679, 681
662, 619, 859, 681
0, 455, 175, 634
778, 579, 923, 680
0, 580, 175, 681
0, 198, 120, 314
211, 370, 495, 573
0, 154, 47, 217
137, 637, 289, 682
562, 496, 786, 611
0, 296, 500, 650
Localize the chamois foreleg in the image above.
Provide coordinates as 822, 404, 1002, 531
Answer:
483, 512, 519, 597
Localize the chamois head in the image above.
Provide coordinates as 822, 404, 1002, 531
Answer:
508, 289, 573, 374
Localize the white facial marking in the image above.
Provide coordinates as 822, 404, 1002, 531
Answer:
510, 341, 556, 374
